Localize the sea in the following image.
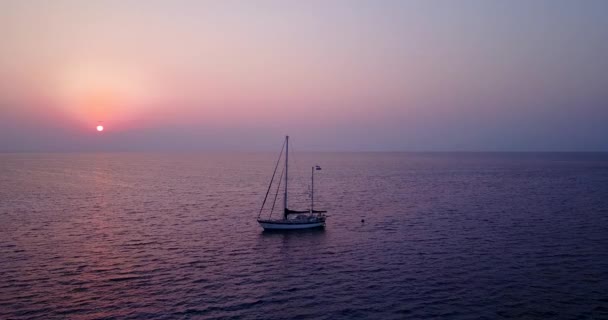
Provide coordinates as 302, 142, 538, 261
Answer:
1, 152, 607, 319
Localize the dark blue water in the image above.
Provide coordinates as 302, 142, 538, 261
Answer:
1, 152, 607, 319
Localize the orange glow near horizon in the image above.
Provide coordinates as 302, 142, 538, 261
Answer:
96, 125, 104, 132
51, 63, 153, 130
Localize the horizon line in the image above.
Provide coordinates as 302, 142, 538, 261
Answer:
2, 149, 608, 154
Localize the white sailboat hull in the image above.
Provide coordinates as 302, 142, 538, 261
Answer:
257, 219, 325, 230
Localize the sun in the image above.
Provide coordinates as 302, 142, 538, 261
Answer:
96, 125, 104, 132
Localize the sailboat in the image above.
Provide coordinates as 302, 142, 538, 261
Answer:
257, 136, 327, 230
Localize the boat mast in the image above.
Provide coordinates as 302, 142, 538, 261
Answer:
311, 166, 314, 212
284, 135, 289, 218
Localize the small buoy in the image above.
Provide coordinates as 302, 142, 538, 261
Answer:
361, 219, 365, 223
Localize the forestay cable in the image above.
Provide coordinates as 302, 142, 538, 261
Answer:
258, 139, 286, 218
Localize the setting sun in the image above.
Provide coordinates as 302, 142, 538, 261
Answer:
96, 125, 104, 132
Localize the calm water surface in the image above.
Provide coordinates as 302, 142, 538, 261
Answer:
1, 152, 607, 319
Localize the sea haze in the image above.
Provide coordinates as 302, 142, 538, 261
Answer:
1, 152, 607, 319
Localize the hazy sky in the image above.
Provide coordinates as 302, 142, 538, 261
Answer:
1, 0, 607, 151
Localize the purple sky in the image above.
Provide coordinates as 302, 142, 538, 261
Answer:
1, 0, 607, 151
